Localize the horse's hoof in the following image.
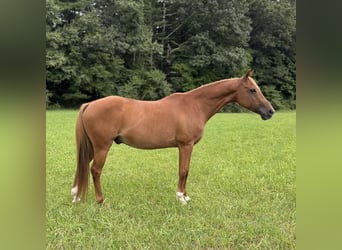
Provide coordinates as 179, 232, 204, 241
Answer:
180, 198, 188, 205
72, 196, 81, 203
176, 192, 190, 205
96, 197, 104, 204
184, 195, 191, 202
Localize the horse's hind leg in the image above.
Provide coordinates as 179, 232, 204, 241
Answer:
91, 148, 110, 203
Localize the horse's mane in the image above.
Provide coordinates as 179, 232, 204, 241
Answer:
186, 77, 240, 94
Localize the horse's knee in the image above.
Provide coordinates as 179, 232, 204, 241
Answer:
91, 166, 102, 178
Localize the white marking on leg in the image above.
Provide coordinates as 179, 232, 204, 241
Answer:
71, 186, 78, 196
72, 196, 81, 203
176, 192, 189, 205
176, 192, 183, 199
184, 195, 191, 202
71, 186, 80, 203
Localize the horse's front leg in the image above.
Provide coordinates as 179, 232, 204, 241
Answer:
176, 143, 193, 205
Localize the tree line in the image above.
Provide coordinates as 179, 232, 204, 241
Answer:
46, 0, 296, 110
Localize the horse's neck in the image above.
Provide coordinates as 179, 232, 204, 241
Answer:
187, 78, 239, 121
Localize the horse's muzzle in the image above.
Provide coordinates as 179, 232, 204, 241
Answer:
260, 107, 275, 120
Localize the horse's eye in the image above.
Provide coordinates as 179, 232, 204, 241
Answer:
249, 88, 256, 94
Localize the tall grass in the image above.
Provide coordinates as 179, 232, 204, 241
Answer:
46, 110, 295, 249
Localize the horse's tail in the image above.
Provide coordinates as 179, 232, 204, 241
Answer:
73, 103, 93, 201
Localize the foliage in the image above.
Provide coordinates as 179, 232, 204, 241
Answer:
248, 0, 296, 109
118, 69, 171, 100
46, 0, 296, 110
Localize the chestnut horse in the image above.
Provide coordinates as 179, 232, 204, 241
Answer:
71, 70, 274, 204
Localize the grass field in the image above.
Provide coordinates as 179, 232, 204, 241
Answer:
46, 110, 295, 249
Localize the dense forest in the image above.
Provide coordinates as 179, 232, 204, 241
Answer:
46, 0, 296, 110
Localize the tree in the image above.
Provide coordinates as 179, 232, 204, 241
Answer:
118, 69, 171, 100
150, 0, 253, 92
248, 0, 296, 109
46, 0, 128, 107
46, 0, 296, 110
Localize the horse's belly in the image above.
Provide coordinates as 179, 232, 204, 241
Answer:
122, 136, 177, 149
120, 127, 177, 149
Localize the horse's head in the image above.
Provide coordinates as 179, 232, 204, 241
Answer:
235, 70, 275, 120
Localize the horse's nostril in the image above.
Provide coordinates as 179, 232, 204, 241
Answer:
269, 109, 274, 115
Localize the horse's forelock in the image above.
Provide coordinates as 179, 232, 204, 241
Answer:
246, 76, 261, 91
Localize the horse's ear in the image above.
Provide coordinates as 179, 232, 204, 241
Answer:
244, 69, 253, 78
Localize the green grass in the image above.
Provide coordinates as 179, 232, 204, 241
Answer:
46, 110, 295, 249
